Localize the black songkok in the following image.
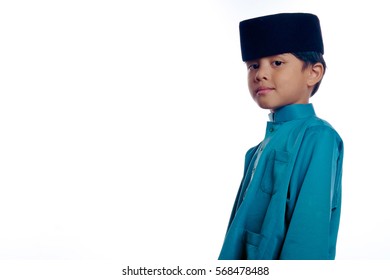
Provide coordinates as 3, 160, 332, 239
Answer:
239, 13, 324, 61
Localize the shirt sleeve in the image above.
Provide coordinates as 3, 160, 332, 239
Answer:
280, 125, 343, 260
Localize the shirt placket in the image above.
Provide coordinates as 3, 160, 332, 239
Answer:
246, 122, 278, 193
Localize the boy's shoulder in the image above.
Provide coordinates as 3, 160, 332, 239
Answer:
302, 116, 343, 143
245, 115, 342, 158
306, 116, 340, 132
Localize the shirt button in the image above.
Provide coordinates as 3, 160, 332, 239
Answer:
269, 127, 274, 132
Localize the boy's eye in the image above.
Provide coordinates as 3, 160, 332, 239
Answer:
272, 60, 283, 66
248, 63, 259, 70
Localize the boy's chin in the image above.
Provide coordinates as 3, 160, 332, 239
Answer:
256, 102, 277, 111
256, 101, 290, 111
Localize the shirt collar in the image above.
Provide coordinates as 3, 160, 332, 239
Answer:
268, 104, 316, 122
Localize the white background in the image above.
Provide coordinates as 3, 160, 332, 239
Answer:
0, 0, 389, 262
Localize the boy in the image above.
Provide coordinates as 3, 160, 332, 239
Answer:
218, 13, 344, 260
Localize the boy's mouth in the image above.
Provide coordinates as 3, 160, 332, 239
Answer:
256, 86, 274, 96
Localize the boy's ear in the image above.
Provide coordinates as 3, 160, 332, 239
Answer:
307, 62, 324, 86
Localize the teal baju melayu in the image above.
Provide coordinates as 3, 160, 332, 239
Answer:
219, 104, 343, 260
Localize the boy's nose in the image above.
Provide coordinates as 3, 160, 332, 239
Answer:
255, 67, 268, 81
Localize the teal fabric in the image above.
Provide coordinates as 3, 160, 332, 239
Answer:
218, 104, 343, 260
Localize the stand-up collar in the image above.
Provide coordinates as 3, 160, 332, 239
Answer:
268, 104, 316, 122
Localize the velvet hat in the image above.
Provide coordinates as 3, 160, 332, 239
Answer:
239, 13, 324, 61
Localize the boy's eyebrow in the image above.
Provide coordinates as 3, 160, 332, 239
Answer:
245, 60, 258, 65
270, 53, 289, 59
245, 53, 289, 64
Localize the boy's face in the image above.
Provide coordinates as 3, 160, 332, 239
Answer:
245, 53, 315, 111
